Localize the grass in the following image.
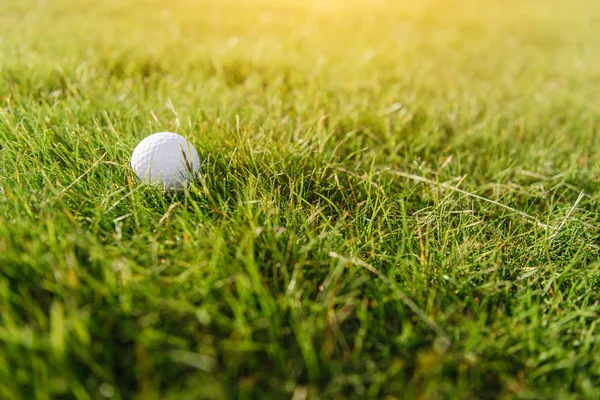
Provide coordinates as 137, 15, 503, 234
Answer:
1, 0, 599, 398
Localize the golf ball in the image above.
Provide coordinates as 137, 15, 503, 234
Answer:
130, 132, 200, 190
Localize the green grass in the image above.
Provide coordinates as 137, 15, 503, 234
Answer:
1, 0, 599, 398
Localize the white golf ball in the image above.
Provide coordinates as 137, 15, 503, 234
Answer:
130, 132, 200, 190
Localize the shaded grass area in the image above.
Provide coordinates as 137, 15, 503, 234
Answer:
1, 0, 600, 398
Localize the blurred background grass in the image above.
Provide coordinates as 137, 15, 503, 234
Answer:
2, 0, 599, 167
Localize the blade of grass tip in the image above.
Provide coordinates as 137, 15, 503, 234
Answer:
439, 174, 468, 206
159, 202, 181, 225
549, 191, 585, 241
102, 111, 120, 140
0, 108, 13, 129
179, 142, 193, 174
329, 251, 452, 348
385, 170, 549, 230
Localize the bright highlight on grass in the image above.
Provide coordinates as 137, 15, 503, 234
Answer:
0, 0, 599, 398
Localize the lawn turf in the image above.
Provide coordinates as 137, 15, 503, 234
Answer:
1, 0, 600, 398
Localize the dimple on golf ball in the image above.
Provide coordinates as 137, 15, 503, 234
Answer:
130, 132, 200, 190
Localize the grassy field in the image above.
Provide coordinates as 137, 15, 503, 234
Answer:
1, 0, 600, 398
